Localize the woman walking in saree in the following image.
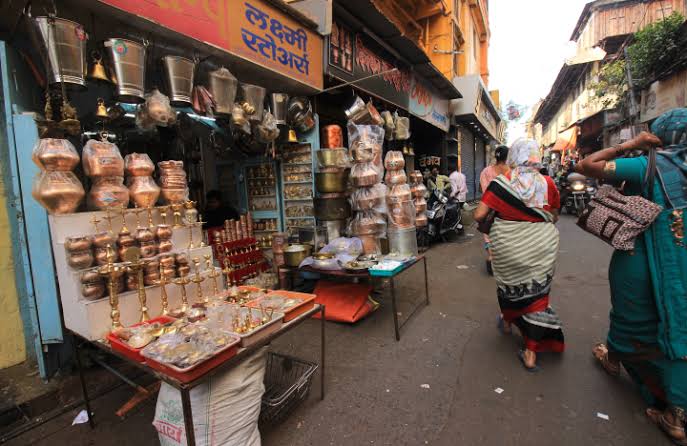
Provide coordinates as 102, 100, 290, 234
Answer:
474, 139, 564, 372
577, 108, 687, 445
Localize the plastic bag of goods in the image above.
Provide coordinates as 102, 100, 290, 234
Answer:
32, 171, 85, 214
320, 237, 364, 257
347, 122, 385, 151
350, 162, 382, 188
392, 112, 410, 140
125, 153, 155, 176
410, 182, 428, 199
82, 139, 124, 177
350, 183, 387, 213
383, 150, 405, 171
381, 111, 395, 141
387, 184, 412, 204
349, 210, 386, 237
384, 169, 407, 186
256, 111, 280, 143
142, 88, 176, 128
387, 199, 416, 230
87, 176, 130, 210
32, 138, 80, 171
153, 347, 267, 446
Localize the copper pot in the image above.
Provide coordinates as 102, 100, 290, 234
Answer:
157, 239, 173, 253
158, 160, 185, 172
81, 270, 101, 283
33, 138, 80, 171
81, 281, 105, 300
388, 200, 415, 229
135, 227, 155, 243
82, 140, 124, 177
68, 250, 94, 269
162, 266, 177, 278
177, 265, 191, 276
384, 169, 407, 186
358, 234, 381, 255
409, 171, 424, 184
88, 177, 129, 210
94, 247, 110, 265
65, 236, 92, 252
93, 231, 116, 248
125, 273, 138, 290
384, 151, 405, 170
415, 199, 428, 214
321, 125, 343, 149
349, 141, 375, 163
139, 241, 157, 258
416, 214, 428, 227
144, 259, 160, 272
32, 171, 85, 214
388, 184, 412, 203
175, 253, 189, 265
156, 224, 173, 240
128, 176, 160, 208
124, 153, 155, 176
159, 254, 175, 267
117, 244, 133, 262
160, 188, 188, 204
411, 183, 427, 199
144, 271, 160, 286
350, 163, 379, 187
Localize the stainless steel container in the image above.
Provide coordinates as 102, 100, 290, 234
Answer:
239, 84, 266, 122
270, 93, 289, 124
163, 56, 195, 105
314, 195, 351, 221
387, 227, 418, 257
105, 38, 146, 103
208, 67, 237, 115
323, 220, 345, 241
32, 17, 87, 87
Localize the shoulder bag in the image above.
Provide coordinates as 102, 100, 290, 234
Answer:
576, 151, 663, 251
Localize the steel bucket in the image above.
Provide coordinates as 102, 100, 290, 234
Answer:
208, 67, 237, 115
163, 56, 195, 105
240, 84, 266, 121
32, 17, 87, 87
387, 227, 418, 257
270, 93, 289, 124
105, 38, 146, 103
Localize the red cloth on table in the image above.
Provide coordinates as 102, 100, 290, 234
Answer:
311, 280, 377, 323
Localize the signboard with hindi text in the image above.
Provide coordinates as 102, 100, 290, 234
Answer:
98, 0, 323, 90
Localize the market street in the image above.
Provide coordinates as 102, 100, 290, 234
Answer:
5, 216, 669, 446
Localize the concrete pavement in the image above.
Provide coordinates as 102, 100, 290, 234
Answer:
5, 216, 671, 445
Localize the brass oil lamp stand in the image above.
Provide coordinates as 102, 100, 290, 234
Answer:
123, 246, 150, 323
98, 245, 127, 330
172, 275, 191, 314
190, 257, 206, 304
156, 262, 170, 316
204, 254, 220, 297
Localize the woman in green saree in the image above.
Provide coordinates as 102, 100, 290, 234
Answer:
577, 108, 687, 445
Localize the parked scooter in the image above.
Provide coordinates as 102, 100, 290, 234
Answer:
426, 187, 463, 242
562, 172, 597, 216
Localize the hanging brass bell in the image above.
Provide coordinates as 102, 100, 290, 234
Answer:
287, 129, 298, 143
409, 145, 415, 156
95, 98, 109, 119
402, 144, 410, 155
88, 51, 112, 83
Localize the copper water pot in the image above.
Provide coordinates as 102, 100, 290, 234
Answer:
124, 153, 155, 176
160, 188, 188, 204
159, 254, 175, 268
68, 250, 94, 269
411, 183, 427, 199
87, 177, 129, 210
139, 241, 157, 258
321, 125, 343, 149
93, 231, 115, 248
82, 140, 124, 177
350, 163, 379, 187
33, 138, 80, 171
384, 151, 405, 170
94, 247, 110, 265
157, 239, 173, 253
65, 235, 92, 252
128, 177, 161, 208
81, 270, 101, 283
384, 170, 407, 186
135, 227, 155, 243
177, 265, 191, 277
32, 171, 85, 214
81, 281, 105, 300
175, 253, 189, 265
156, 224, 173, 240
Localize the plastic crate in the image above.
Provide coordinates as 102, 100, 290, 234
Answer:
260, 352, 318, 424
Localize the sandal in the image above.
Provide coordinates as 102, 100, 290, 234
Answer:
592, 343, 621, 377
517, 349, 540, 373
647, 407, 687, 445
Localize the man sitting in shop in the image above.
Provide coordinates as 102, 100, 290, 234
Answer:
427, 167, 451, 195
203, 190, 239, 229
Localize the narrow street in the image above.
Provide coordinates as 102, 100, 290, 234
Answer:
6, 216, 669, 446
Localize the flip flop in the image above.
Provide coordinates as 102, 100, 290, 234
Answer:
518, 349, 540, 373
592, 343, 621, 377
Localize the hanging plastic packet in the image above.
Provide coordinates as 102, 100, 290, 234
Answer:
393, 112, 410, 140
381, 110, 395, 141
256, 111, 280, 143
144, 88, 175, 127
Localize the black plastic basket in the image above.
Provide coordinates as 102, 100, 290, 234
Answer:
260, 352, 318, 424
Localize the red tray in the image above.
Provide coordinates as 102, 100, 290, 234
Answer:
248, 290, 316, 322
107, 316, 176, 363
142, 335, 241, 383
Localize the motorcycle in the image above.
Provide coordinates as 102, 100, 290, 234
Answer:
563, 172, 597, 216
426, 187, 463, 242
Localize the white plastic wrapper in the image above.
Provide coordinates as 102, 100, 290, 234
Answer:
393, 112, 410, 140
350, 183, 387, 213
381, 110, 395, 141
32, 138, 80, 171
256, 111, 280, 143
387, 199, 416, 229
348, 210, 387, 237
384, 169, 407, 186
144, 88, 176, 127
82, 139, 124, 177
350, 162, 383, 187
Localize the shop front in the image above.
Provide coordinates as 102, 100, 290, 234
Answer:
450, 75, 503, 200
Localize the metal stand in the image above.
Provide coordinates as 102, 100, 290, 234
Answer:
389, 256, 430, 341
70, 304, 326, 446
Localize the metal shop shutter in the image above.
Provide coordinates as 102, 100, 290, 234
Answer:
460, 127, 476, 201
474, 138, 486, 198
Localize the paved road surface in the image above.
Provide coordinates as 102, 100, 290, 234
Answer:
7, 216, 670, 445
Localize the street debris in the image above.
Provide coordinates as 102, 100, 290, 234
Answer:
596, 412, 610, 421
420, 384, 430, 389
72, 410, 90, 425
456, 265, 470, 270
494, 387, 504, 394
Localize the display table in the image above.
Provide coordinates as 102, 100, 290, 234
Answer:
71, 304, 325, 446
280, 256, 429, 341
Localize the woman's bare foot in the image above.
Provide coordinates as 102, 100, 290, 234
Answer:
523, 349, 537, 368
592, 343, 621, 377
647, 407, 687, 445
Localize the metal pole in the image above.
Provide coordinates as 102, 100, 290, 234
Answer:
390, 278, 400, 341
71, 338, 96, 429
320, 305, 325, 401
423, 256, 430, 306
181, 388, 196, 446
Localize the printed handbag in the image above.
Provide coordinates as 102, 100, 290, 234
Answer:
577, 184, 662, 250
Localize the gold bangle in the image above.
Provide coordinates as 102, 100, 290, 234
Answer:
603, 160, 616, 174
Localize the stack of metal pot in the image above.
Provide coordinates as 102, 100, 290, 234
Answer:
82, 139, 129, 210
346, 98, 387, 255
31, 138, 85, 214
384, 151, 417, 256
125, 153, 160, 208
409, 170, 428, 229
315, 124, 350, 241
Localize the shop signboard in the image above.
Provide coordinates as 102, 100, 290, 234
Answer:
409, 76, 450, 131
98, 0, 323, 89
640, 69, 687, 122
327, 21, 412, 110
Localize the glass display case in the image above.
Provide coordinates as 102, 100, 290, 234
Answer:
281, 143, 315, 236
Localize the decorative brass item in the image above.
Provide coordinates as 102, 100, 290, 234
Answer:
171, 203, 184, 228
123, 246, 150, 323
204, 254, 220, 296
184, 201, 198, 224
222, 259, 234, 289
98, 245, 127, 330
187, 224, 195, 249
103, 207, 115, 233
156, 262, 170, 316
88, 51, 112, 83
159, 205, 170, 225
191, 257, 206, 304
172, 275, 191, 314
146, 206, 155, 229
287, 129, 298, 143
95, 98, 109, 119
